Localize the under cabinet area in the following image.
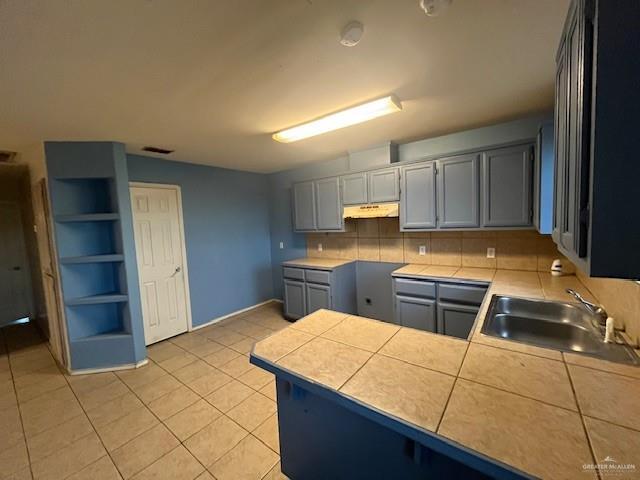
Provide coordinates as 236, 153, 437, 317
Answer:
393, 276, 488, 339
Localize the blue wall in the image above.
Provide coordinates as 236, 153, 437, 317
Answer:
127, 155, 274, 327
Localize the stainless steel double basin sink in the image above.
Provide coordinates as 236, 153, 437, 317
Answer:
482, 295, 639, 365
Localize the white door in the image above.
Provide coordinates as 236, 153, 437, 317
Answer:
0, 202, 31, 325
130, 186, 190, 345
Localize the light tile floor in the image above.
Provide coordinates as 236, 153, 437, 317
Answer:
0, 302, 291, 480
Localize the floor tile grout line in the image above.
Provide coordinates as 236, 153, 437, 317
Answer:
2, 326, 36, 480
562, 360, 603, 480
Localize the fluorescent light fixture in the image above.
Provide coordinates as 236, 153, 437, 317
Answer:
273, 95, 402, 143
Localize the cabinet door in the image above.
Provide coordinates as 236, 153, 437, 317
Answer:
368, 168, 400, 203
437, 154, 480, 228
553, 45, 568, 245
284, 280, 306, 320
481, 144, 533, 227
437, 302, 478, 339
394, 295, 436, 332
292, 181, 316, 231
306, 283, 331, 315
315, 177, 343, 231
341, 173, 368, 205
400, 162, 436, 230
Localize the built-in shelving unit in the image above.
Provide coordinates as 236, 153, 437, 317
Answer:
45, 142, 146, 371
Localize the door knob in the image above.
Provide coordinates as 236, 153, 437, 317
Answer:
170, 266, 181, 277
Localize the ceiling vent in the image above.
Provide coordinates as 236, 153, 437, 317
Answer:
0, 151, 17, 163
142, 146, 174, 155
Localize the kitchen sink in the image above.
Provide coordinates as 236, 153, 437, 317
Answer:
482, 295, 639, 365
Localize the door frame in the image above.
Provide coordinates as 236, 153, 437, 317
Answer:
129, 182, 194, 337
0, 200, 34, 324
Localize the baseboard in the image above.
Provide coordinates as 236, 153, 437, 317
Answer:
67, 358, 149, 376
191, 298, 281, 331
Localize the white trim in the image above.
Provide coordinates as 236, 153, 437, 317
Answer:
191, 299, 281, 331
129, 182, 194, 340
67, 358, 149, 375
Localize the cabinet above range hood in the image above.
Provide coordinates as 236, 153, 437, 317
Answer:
343, 203, 399, 219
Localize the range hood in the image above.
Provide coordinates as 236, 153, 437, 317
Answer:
343, 203, 399, 219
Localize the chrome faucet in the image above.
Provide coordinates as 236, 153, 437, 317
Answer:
566, 289, 608, 326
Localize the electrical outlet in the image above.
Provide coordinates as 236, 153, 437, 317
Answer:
487, 247, 496, 259
279, 241, 284, 249
419, 245, 426, 256
317, 243, 323, 252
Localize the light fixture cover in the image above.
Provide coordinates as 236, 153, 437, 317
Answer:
273, 95, 402, 143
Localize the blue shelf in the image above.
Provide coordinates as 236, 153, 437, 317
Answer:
56, 213, 120, 223
71, 332, 131, 343
66, 294, 128, 306
60, 254, 124, 264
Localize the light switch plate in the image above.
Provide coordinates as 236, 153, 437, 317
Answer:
279, 241, 284, 249
487, 247, 496, 258
419, 245, 426, 256
318, 243, 323, 252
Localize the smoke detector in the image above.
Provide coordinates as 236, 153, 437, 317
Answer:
419, 0, 452, 17
340, 21, 364, 47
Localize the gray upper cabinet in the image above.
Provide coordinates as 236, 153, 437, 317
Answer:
368, 168, 400, 203
482, 144, 534, 227
437, 154, 480, 228
341, 172, 368, 205
315, 177, 343, 231
293, 181, 316, 231
400, 162, 436, 230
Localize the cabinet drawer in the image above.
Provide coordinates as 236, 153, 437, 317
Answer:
283, 267, 305, 281
438, 283, 487, 306
393, 278, 436, 298
305, 269, 331, 285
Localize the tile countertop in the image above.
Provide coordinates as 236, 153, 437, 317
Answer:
281, 257, 355, 270
251, 270, 640, 480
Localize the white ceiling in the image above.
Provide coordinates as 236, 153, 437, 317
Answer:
0, 0, 568, 173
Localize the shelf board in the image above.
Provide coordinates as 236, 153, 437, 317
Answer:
55, 213, 120, 223
60, 254, 124, 264
71, 332, 132, 343
66, 294, 128, 306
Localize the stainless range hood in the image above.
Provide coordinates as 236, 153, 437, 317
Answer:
343, 203, 399, 219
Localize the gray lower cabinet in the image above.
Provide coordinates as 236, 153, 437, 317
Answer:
306, 283, 331, 314
437, 154, 480, 228
282, 264, 357, 320
482, 144, 533, 227
394, 296, 436, 332
400, 162, 436, 229
437, 302, 478, 339
283, 279, 306, 320
393, 277, 488, 339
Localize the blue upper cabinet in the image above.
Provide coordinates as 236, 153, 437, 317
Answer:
293, 177, 343, 232
341, 172, 368, 205
400, 162, 436, 230
315, 177, 343, 231
437, 154, 480, 228
368, 167, 399, 203
552, 0, 640, 278
292, 181, 317, 231
534, 122, 554, 234
481, 144, 533, 227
